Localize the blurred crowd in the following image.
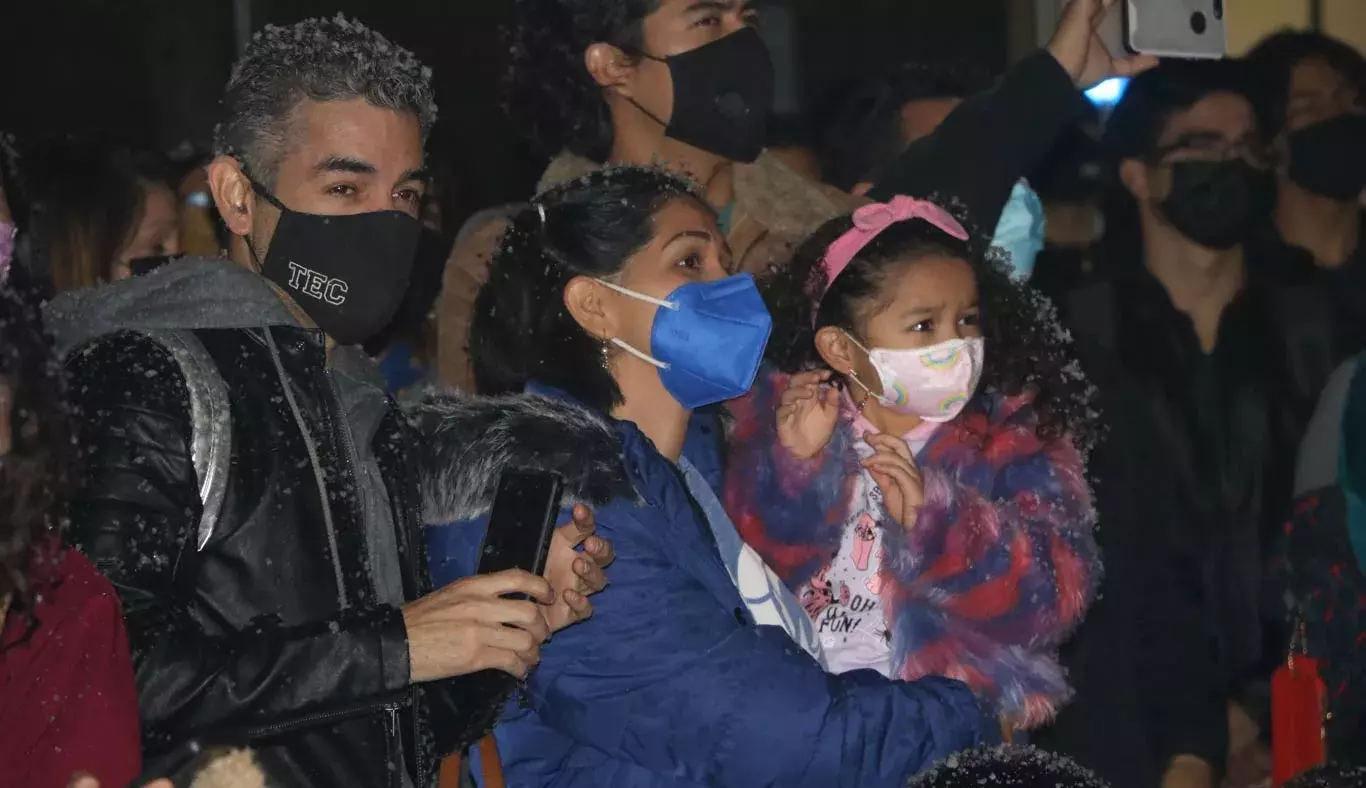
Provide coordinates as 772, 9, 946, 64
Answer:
1, 1, 1364, 787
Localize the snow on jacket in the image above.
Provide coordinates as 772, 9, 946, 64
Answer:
725, 370, 1100, 727
414, 383, 994, 788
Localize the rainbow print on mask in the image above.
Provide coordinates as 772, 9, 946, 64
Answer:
849, 336, 986, 424
920, 344, 965, 369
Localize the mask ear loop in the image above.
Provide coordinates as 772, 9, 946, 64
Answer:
838, 331, 883, 412
238, 165, 286, 275
592, 280, 676, 370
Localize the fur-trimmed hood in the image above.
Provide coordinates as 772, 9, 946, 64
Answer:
407, 389, 636, 525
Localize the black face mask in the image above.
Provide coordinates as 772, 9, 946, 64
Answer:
1288, 114, 1366, 202
248, 181, 421, 346
636, 27, 775, 164
1157, 159, 1276, 251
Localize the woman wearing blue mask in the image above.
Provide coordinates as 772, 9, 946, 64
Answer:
414, 167, 992, 787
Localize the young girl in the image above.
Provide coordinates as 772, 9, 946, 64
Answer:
726, 195, 1100, 729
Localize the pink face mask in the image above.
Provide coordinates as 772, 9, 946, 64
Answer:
845, 335, 985, 422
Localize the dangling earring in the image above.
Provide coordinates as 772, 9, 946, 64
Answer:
599, 337, 613, 370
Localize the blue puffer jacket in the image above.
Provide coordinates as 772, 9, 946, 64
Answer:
411, 384, 991, 788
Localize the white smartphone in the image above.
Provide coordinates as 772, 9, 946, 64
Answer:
1124, 0, 1227, 60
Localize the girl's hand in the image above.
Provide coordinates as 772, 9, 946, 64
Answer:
862, 433, 924, 528
777, 370, 840, 460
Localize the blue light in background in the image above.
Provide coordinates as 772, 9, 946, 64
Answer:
1085, 77, 1130, 106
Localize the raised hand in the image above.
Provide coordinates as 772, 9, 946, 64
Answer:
1048, 0, 1159, 90
862, 433, 925, 528
777, 370, 841, 460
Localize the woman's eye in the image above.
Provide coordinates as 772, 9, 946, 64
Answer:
328, 184, 358, 198
696, 15, 721, 28
742, 10, 761, 27
677, 252, 703, 270
395, 189, 422, 204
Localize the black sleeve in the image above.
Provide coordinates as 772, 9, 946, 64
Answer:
67, 331, 410, 748
868, 50, 1084, 246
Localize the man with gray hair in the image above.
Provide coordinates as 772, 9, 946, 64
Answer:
46, 15, 612, 786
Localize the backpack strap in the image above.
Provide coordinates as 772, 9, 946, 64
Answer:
137, 329, 232, 551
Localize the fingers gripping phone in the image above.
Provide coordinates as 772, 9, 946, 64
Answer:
1124, 0, 1227, 60
475, 470, 565, 598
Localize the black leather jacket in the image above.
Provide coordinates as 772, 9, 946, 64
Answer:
66, 323, 506, 788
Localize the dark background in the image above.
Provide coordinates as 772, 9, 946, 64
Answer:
0, 0, 1010, 218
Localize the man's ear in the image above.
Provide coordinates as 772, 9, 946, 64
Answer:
814, 326, 857, 375
586, 43, 638, 97
207, 155, 255, 238
1118, 158, 1152, 202
564, 276, 618, 342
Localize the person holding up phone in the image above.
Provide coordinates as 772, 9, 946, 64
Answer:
44, 17, 614, 788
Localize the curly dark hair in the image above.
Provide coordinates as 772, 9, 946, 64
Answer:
505, 0, 661, 161
472, 165, 705, 411
763, 205, 1097, 452
0, 280, 75, 616
214, 14, 438, 187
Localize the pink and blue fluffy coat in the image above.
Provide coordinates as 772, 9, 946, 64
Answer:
724, 370, 1100, 727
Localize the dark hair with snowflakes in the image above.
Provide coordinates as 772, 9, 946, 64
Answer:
908, 746, 1111, 788
214, 14, 438, 187
0, 279, 75, 616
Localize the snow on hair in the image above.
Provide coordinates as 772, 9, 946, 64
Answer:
213, 13, 437, 185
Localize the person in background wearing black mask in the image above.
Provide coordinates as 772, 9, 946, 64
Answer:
436, 0, 1153, 392
1037, 60, 1335, 788
1245, 32, 1366, 362
41, 16, 613, 787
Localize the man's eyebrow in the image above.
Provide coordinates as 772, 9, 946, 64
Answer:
313, 156, 377, 175
399, 167, 431, 184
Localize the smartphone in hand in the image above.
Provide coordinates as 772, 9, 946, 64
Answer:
1124, 0, 1226, 60
475, 470, 565, 598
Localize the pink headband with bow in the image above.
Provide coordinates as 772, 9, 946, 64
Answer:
818, 195, 969, 300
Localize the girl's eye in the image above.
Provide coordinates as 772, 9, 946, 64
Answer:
909, 320, 933, 333
960, 312, 981, 327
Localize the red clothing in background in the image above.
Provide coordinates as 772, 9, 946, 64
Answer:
0, 539, 140, 787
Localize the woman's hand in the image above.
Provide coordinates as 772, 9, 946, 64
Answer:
543, 504, 614, 633
862, 433, 924, 528
1047, 0, 1158, 89
777, 370, 840, 460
